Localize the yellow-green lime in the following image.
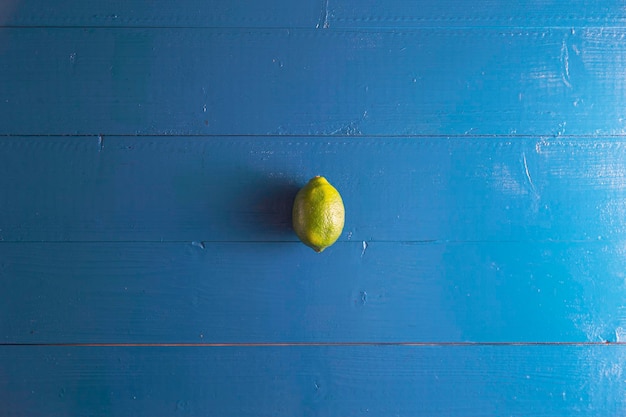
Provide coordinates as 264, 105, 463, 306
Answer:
292, 176, 345, 252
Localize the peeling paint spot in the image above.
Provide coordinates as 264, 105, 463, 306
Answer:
616, 327, 626, 343
360, 290, 367, 305
329, 120, 362, 136
329, 111, 367, 135
192, 241, 206, 249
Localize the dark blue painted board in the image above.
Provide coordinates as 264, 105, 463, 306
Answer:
1, 136, 626, 243
1, 28, 624, 135
1, 0, 323, 28
1, 345, 625, 416
1, 241, 624, 343
3, 0, 626, 28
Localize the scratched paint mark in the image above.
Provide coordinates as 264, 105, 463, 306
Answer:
361, 241, 368, 257
97, 135, 104, 151
521, 152, 538, 197
191, 241, 205, 249
329, 121, 362, 135
329, 111, 367, 135
560, 39, 573, 88
316, 0, 330, 29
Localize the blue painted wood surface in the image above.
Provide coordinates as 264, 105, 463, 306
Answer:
2, 1, 626, 416
3, 136, 626, 243
3, 345, 626, 416
2, 241, 625, 344
1, 27, 626, 136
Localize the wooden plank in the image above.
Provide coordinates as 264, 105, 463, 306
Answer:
1, 0, 322, 28
330, 0, 626, 28
1, 136, 626, 243
1, 27, 625, 135
1, 241, 625, 343
1, 345, 624, 416
3, 0, 626, 28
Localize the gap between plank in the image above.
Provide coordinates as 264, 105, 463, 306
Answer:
2, 25, 626, 31
1, 341, 622, 347
2, 133, 626, 139
0, 239, 613, 245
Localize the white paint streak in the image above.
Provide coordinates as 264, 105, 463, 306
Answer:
316, 0, 330, 29
361, 241, 368, 257
328, 112, 367, 135
561, 40, 573, 88
192, 241, 206, 249
522, 152, 538, 196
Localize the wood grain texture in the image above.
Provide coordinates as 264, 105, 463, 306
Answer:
3, 0, 626, 28
3, 1, 626, 415
0, 0, 323, 28
1, 136, 626, 243
1, 241, 625, 344
1, 345, 625, 416
1, 27, 625, 135
330, 0, 626, 28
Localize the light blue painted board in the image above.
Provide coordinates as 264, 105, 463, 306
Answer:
330, 0, 626, 28
1, 345, 624, 416
1, 136, 625, 243
0, 28, 624, 135
3, 0, 626, 28
1, 241, 624, 344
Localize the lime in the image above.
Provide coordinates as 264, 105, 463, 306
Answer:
292, 176, 345, 252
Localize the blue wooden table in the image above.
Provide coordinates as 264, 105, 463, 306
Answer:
2, 1, 626, 415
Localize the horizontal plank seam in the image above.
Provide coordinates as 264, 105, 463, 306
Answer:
3, 25, 626, 30
3, 134, 626, 139
0, 239, 614, 245
1, 342, 622, 347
